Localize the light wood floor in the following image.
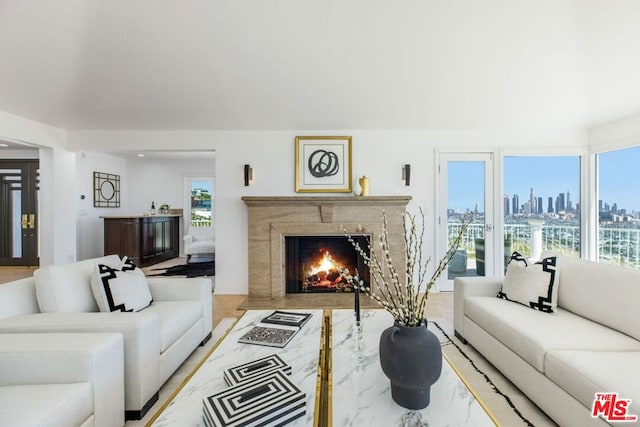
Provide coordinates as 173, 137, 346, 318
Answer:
0, 258, 454, 327
0, 266, 37, 284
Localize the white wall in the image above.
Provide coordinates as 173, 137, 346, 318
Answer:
127, 157, 215, 214
68, 128, 586, 294
0, 149, 39, 159
76, 152, 128, 260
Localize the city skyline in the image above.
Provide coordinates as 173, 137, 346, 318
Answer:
448, 151, 640, 214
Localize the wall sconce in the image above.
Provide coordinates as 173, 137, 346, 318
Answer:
244, 164, 254, 186
402, 164, 411, 186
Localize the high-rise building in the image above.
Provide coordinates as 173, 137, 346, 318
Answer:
523, 201, 531, 215
529, 188, 536, 215
504, 194, 510, 215
548, 197, 554, 213
612, 203, 618, 214
566, 190, 571, 211
537, 197, 543, 214
557, 192, 566, 212
512, 195, 519, 215
599, 200, 603, 211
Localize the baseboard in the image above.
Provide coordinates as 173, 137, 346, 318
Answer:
125, 392, 159, 421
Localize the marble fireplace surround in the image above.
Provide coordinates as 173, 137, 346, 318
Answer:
241, 196, 412, 298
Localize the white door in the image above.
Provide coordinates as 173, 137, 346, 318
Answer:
437, 153, 494, 291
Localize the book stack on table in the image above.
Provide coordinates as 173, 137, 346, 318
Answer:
237, 311, 313, 348
203, 352, 306, 426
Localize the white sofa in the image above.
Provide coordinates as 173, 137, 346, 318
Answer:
455, 254, 640, 427
0, 255, 213, 420
0, 333, 124, 427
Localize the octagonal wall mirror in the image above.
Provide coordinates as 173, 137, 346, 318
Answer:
94, 171, 121, 207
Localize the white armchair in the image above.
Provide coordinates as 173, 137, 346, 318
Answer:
0, 333, 125, 427
184, 227, 215, 262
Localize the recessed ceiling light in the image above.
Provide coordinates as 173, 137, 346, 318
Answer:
137, 153, 145, 157
0, 143, 8, 147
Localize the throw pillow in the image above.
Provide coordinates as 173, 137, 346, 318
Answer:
497, 251, 559, 313
90, 257, 153, 312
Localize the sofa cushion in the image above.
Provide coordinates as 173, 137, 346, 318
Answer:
90, 257, 152, 312
498, 252, 559, 313
551, 254, 640, 342
546, 351, 640, 419
35, 255, 122, 313
143, 301, 202, 353
0, 383, 93, 427
464, 296, 640, 372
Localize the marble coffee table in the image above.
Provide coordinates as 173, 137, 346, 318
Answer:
330, 309, 498, 426
148, 309, 325, 426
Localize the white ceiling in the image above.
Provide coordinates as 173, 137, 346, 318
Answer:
1, 0, 639, 132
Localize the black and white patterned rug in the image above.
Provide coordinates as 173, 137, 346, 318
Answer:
429, 319, 556, 426
150, 260, 215, 278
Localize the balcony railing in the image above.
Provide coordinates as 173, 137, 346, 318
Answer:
447, 222, 640, 269
190, 219, 212, 228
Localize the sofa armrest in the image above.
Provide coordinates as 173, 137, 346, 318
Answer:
0, 333, 125, 427
147, 277, 213, 339
0, 312, 160, 411
453, 276, 504, 338
183, 235, 194, 245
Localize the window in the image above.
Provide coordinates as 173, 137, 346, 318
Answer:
597, 146, 640, 268
190, 180, 212, 228
503, 156, 581, 260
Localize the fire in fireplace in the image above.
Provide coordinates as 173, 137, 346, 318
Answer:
285, 235, 370, 293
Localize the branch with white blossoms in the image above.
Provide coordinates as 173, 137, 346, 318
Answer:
341, 210, 473, 327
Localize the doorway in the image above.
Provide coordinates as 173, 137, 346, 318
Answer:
183, 176, 215, 258
0, 160, 39, 266
437, 153, 494, 291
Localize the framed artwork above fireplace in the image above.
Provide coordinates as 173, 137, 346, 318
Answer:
295, 136, 352, 193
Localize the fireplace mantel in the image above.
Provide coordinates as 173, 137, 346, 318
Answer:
242, 195, 411, 298
241, 196, 412, 206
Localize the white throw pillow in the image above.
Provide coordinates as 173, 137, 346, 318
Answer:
497, 251, 559, 313
90, 257, 153, 312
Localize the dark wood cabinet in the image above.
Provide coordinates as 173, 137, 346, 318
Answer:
103, 215, 179, 267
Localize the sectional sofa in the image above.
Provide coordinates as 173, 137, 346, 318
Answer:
454, 253, 640, 426
0, 255, 213, 420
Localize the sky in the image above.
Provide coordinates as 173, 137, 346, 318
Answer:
447, 147, 640, 213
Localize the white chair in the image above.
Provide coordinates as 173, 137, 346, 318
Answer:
0, 333, 125, 427
184, 228, 215, 263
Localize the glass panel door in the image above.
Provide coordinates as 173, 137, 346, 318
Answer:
438, 154, 493, 291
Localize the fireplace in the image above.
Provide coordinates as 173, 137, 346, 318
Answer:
242, 196, 411, 298
285, 236, 370, 293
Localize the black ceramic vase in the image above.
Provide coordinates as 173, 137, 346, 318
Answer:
379, 319, 442, 410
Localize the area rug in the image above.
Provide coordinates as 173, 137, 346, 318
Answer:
150, 261, 214, 278
430, 318, 556, 426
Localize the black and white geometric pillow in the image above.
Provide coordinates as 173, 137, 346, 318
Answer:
90, 257, 153, 312
497, 251, 559, 313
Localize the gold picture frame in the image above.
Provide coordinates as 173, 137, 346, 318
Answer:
295, 136, 352, 193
